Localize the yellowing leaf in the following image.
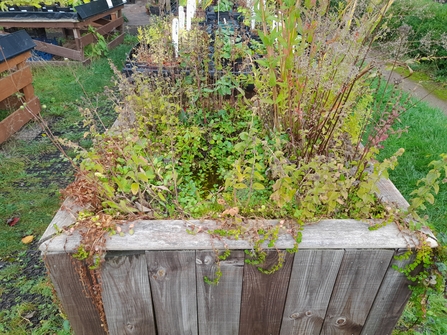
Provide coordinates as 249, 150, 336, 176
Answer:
131, 183, 139, 195
252, 182, 265, 190
158, 192, 166, 202
21, 235, 34, 244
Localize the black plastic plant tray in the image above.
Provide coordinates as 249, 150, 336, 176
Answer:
75, 0, 111, 21
0, 30, 36, 63
0, 10, 78, 20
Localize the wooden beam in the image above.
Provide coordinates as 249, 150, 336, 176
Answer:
33, 40, 83, 61
146, 250, 198, 335
239, 251, 294, 335
196, 250, 244, 335
280, 249, 344, 335
0, 95, 40, 144
101, 252, 157, 335
320, 249, 394, 335
0, 66, 33, 100
44, 253, 107, 335
0, 51, 30, 72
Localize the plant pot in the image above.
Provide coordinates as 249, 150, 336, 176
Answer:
147, 5, 160, 16
56, 6, 74, 12
39, 179, 436, 335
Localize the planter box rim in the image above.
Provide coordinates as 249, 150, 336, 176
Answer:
39, 216, 436, 253
39, 175, 438, 253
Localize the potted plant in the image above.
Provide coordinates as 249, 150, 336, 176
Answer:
124, 17, 210, 76
40, 0, 446, 334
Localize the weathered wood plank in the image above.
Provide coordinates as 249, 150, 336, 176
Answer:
0, 51, 30, 72
361, 249, 416, 335
0, 66, 33, 100
40, 219, 428, 253
101, 252, 156, 335
0, 96, 40, 144
146, 250, 198, 335
44, 253, 107, 335
239, 251, 294, 335
39, 197, 83, 244
196, 250, 244, 335
33, 40, 83, 61
108, 33, 125, 50
320, 249, 395, 335
280, 249, 344, 335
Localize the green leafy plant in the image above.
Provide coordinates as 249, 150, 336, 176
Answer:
84, 26, 109, 59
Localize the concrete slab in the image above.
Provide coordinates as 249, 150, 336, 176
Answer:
123, 0, 151, 35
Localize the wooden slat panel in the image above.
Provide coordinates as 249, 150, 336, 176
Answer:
0, 96, 40, 144
360, 249, 416, 335
101, 252, 156, 335
73, 6, 124, 29
146, 250, 198, 335
0, 66, 33, 100
196, 250, 244, 335
0, 51, 30, 72
320, 249, 394, 335
79, 16, 124, 47
44, 253, 107, 335
239, 251, 294, 335
280, 249, 344, 335
33, 40, 83, 61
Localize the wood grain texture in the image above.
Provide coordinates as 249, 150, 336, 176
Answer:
196, 250, 244, 335
0, 51, 30, 72
0, 66, 33, 99
361, 249, 416, 335
44, 253, 107, 335
38, 197, 83, 244
146, 251, 198, 335
101, 252, 156, 335
320, 249, 395, 335
280, 249, 344, 335
34, 40, 83, 60
0, 96, 40, 144
41, 219, 424, 253
239, 251, 294, 335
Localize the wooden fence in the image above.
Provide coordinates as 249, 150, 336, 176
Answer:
40, 179, 436, 335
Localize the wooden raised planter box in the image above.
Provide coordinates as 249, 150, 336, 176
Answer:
0, 0, 125, 64
39, 178, 436, 335
0, 30, 41, 144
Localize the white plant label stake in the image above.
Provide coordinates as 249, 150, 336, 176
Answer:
186, 0, 193, 31
172, 18, 179, 58
179, 6, 185, 31
250, 0, 255, 30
